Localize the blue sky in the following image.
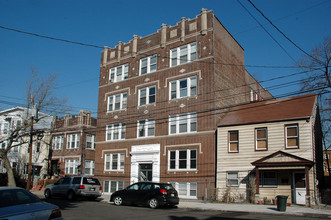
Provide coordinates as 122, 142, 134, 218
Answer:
0, 0, 330, 117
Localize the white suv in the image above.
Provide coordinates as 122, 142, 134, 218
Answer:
44, 176, 102, 200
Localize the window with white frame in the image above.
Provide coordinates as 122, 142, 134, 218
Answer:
67, 134, 80, 149
107, 93, 127, 112
104, 153, 125, 171
84, 160, 95, 175
170, 76, 197, 100
86, 134, 95, 149
0, 142, 6, 150
228, 131, 239, 153
137, 119, 155, 138
171, 182, 197, 199
104, 180, 124, 193
259, 171, 277, 187
285, 124, 299, 149
169, 149, 197, 170
255, 128, 267, 151
109, 63, 129, 83
3, 123, 8, 134
227, 171, 239, 186
52, 136, 64, 150
106, 123, 126, 141
170, 42, 197, 67
169, 112, 197, 135
139, 86, 156, 106
65, 159, 79, 174
140, 55, 157, 75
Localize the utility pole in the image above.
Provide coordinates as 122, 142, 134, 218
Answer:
26, 98, 36, 191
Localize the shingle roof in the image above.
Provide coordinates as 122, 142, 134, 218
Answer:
218, 94, 317, 127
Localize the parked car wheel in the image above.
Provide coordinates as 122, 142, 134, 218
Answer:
148, 198, 158, 209
113, 196, 123, 206
44, 189, 52, 199
67, 191, 75, 200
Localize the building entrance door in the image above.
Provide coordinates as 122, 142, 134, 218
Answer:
293, 172, 306, 205
139, 163, 153, 182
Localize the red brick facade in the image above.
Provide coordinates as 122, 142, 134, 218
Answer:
50, 110, 97, 177
95, 9, 272, 199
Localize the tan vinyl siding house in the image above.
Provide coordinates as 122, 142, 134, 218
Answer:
216, 94, 324, 206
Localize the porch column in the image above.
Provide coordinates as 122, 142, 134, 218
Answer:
255, 167, 260, 194
305, 166, 310, 195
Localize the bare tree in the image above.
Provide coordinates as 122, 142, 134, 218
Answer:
0, 67, 67, 187
297, 36, 331, 175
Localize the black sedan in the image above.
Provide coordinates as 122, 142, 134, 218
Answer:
110, 182, 179, 209
0, 187, 63, 220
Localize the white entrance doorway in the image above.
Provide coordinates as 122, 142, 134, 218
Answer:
293, 172, 306, 205
130, 144, 160, 184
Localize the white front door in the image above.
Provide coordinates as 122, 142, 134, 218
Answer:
293, 172, 306, 205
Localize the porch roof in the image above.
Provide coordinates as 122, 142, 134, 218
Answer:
251, 150, 314, 168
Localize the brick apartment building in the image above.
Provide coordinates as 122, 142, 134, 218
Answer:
95, 9, 272, 199
50, 110, 97, 177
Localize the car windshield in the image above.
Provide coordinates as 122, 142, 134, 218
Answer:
0, 188, 40, 208
83, 177, 101, 185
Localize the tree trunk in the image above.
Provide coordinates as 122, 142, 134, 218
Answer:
0, 151, 16, 187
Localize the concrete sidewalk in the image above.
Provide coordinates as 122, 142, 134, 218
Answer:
32, 190, 331, 218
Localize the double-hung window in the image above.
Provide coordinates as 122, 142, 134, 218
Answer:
67, 134, 80, 149
170, 182, 197, 199
107, 93, 127, 112
228, 131, 239, 152
169, 112, 197, 134
255, 128, 267, 151
138, 119, 155, 138
86, 134, 95, 149
104, 180, 124, 193
139, 86, 156, 106
227, 171, 239, 186
65, 159, 79, 174
84, 160, 95, 175
52, 136, 64, 150
169, 149, 197, 170
106, 123, 126, 141
104, 153, 125, 171
170, 42, 197, 67
285, 124, 299, 149
170, 76, 197, 100
140, 55, 157, 75
109, 63, 129, 83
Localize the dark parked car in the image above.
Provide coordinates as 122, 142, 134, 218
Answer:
44, 175, 102, 200
0, 187, 63, 220
110, 182, 179, 209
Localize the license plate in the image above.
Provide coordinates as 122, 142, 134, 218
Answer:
90, 188, 95, 191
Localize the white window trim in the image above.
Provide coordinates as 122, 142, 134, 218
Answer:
84, 160, 95, 175
171, 182, 197, 199
107, 93, 127, 112
104, 153, 125, 171
170, 42, 197, 67
227, 171, 239, 186
169, 112, 197, 135
103, 180, 124, 194
109, 63, 129, 83
67, 134, 80, 149
86, 134, 95, 150
106, 123, 126, 141
168, 149, 197, 171
65, 159, 79, 175
138, 86, 156, 106
228, 131, 239, 153
137, 119, 155, 138
139, 54, 157, 75
52, 136, 64, 150
285, 124, 299, 149
255, 128, 267, 151
169, 76, 197, 100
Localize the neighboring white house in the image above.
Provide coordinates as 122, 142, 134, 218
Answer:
0, 107, 53, 186
216, 94, 324, 206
